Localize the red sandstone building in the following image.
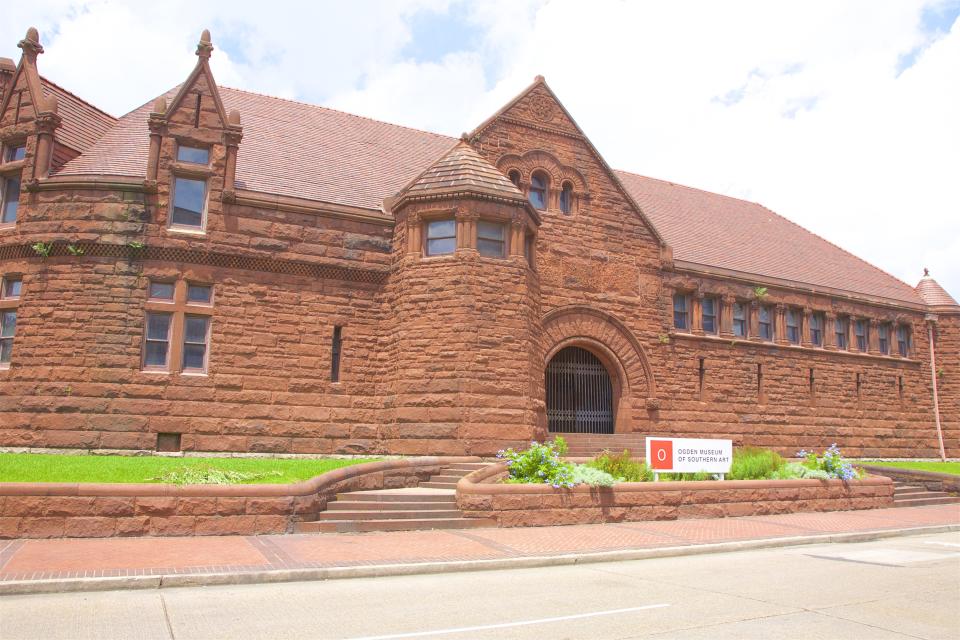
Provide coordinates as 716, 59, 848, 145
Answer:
0, 28, 956, 458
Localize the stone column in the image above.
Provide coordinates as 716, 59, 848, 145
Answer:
720, 295, 735, 337
824, 312, 836, 349
691, 292, 704, 334
776, 304, 789, 344
801, 307, 813, 347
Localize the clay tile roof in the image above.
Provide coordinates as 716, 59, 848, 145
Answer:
615, 170, 925, 306
915, 271, 959, 308
40, 76, 116, 154
57, 84, 926, 306
401, 141, 525, 200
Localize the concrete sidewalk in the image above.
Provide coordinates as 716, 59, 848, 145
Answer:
1, 504, 957, 595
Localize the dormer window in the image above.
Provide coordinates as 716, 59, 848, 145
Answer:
529, 172, 548, 210
176, 145, 209, 165
3, 144, 25, 163
559, 182, 573, 214
170, 176, 207, 230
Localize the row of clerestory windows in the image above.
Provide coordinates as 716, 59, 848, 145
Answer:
424, 218, 535, 267
508, 169, 574, 215
672, 293, 912, 357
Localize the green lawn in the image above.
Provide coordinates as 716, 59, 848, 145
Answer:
861, 460, 960, 475
0, 453, 380, 484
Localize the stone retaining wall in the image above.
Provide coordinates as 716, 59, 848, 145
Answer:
0, 457, 479, 539
456, 463, 894, 527
861, 465, 960, 494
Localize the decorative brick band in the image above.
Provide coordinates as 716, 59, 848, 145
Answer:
456, 462, 894, 527
0, 242, 390, 284
0, 456, 480, 539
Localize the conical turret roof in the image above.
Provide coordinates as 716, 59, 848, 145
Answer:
399, 141, 526, 202
916, 269, 959, 309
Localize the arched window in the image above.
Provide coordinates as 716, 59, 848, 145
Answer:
529, 172, 548, 210
559, 181, 573, 214
508, 169, 521, 187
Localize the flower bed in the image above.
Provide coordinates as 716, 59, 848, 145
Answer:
457, 463, 893, 527
0, 457, 479, 539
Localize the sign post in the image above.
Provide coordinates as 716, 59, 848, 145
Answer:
645, 437, 732, 480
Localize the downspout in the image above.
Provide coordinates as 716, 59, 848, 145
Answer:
926, 315, 946, 461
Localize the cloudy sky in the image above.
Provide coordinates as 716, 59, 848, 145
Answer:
4, 0, 959, 297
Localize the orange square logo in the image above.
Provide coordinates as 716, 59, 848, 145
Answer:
649, 439, 673, 470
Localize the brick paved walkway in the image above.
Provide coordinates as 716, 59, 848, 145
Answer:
0, 504, 957, 584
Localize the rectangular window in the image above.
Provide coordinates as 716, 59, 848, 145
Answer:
170, 176, 207, 229
4, 144, 25, 163
897, 325, 910, 357
0, 309, 15, 365
186, 284, 213, 305
855, 319, 868, 352
143, 312, 172, 369
878, 323, 890, 354
176, 145, 210, 165
758, 305, 773, 341
732, 302, 747, 337
835, 317, 848, 350
331, 325, 342, 382
786, 308, 800, 344
182, 315, 210, 372
477, 221, 506, 258
148, 281, 175, 301
1, 174, 21, 224
673, 294, 689, 331
425, 219, 456, 256
701, 297, 718, 334
1, 276, 21, 299
809, 312, 824, 346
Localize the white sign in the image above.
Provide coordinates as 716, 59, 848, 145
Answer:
645, 437, 733, 476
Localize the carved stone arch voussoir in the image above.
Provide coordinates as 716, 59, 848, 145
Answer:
541, 305, 657, 402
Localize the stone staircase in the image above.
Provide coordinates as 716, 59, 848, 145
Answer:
561, 433, 647, 458
294, 462, 495, 533
893, 481, 960, 508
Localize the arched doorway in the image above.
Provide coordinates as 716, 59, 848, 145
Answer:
546, 346, 614, 434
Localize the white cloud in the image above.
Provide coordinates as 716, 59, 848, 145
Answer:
4, 0, 958, 297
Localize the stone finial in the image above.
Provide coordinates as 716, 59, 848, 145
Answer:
923, 268, 930, 277
153, 97, 167, 114
196, 28, 214, 59
228, 109, 241, 126
534, 74, 545, 83
19, 26, 44, 58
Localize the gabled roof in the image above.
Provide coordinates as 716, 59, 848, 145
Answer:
615, 171, 925, 306
53, 80, 931, 307
400, 140, 526, 201
41, 76, 116, 154
915, 270, 959, 309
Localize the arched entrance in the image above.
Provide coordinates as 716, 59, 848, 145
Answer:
546, 346, 615, 434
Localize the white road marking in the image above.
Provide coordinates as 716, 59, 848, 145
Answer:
924, 541, 960, 548
344, 603, 671, 640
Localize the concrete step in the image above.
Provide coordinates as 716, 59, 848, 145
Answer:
327, 501, 456, 511
419, 481, 458, 489
316, 510, 463, 521
893, 496, 960, 507
335, 491, 454, 502
895, 489, 951, 498
428, 475, 466, 483
294, 517, 497, 534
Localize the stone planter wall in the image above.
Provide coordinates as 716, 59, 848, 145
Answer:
860, 465, 960, 494
0, 456, 479, 539
457, 463, 894, 527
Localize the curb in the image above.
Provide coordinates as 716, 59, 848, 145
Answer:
1, 523, 957, 596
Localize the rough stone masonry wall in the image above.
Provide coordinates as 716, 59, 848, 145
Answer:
457, 464, 895, 528
932, 313, 959, 455
471, 83, 948, 457
0, 458, 470, 539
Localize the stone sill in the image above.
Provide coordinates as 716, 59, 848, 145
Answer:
669, 331, 920, 365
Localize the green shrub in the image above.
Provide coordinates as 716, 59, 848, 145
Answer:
150, 466, 282, 485
587, 449, 652, 482
571, 465, 616, 487
498, 438, 575, 488
797, 444, 862, 480
729, 446, 786, 480
658, 470, 716, 481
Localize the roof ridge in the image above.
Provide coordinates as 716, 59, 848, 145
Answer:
219, 84, 456, 142
616, 167, 920, 298
40, 74, 117, 121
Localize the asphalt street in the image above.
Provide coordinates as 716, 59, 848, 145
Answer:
2, 530, 958, 640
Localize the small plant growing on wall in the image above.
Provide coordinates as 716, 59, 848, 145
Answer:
66, 244, 85, 256
658, 334, 670, 345
753, 286, 768, 300
127, 240, 145, 251
31, 241, 53, 259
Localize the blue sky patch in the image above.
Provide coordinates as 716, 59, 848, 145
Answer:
401, 3, 483, 64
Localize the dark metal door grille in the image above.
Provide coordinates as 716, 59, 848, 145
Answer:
546, 346, 614, 434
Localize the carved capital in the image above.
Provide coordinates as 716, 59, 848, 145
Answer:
34, 112, 61, 134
